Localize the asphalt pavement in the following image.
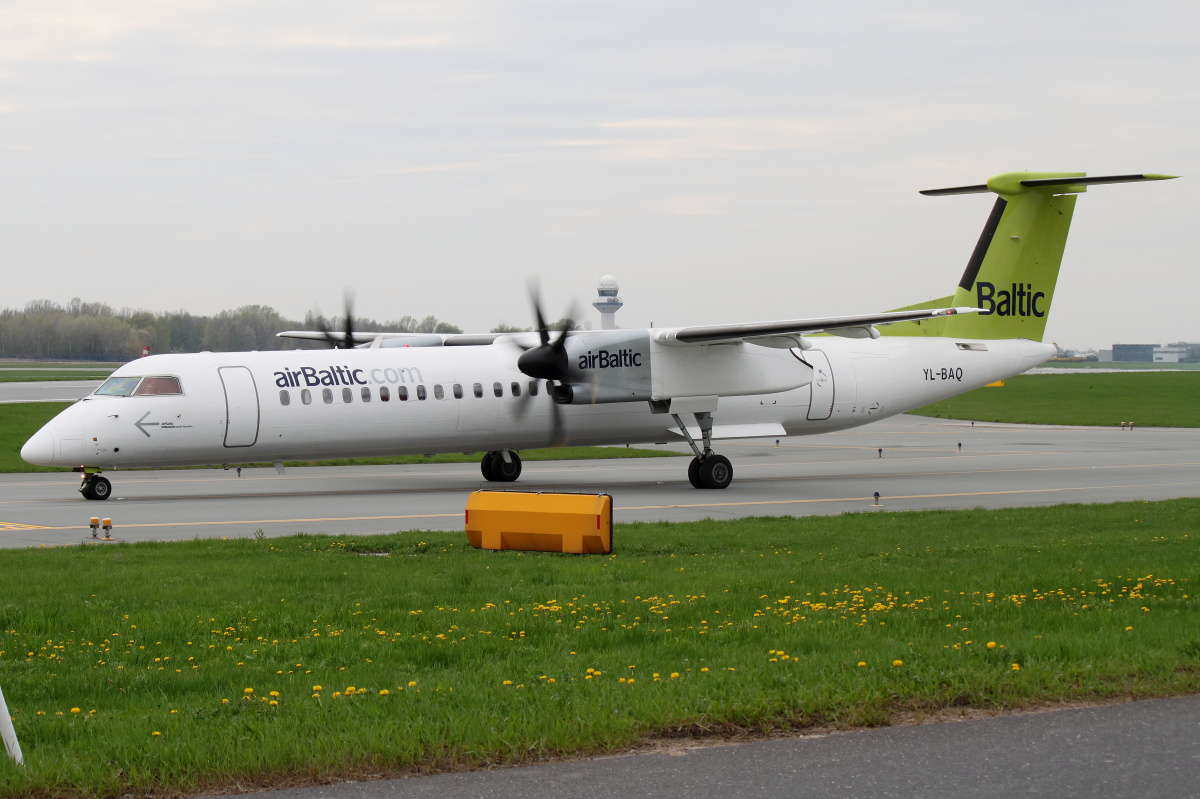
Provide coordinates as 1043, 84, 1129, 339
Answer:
216, 694, 1200, 799
2, 415, 1198, 547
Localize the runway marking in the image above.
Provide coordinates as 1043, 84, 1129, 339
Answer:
0, 521, 50, 530
619, 481, 1200, 512
6, 513, 464, 531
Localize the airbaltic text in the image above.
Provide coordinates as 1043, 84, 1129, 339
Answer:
274, 366, 424, 388
577, 349, 643, 369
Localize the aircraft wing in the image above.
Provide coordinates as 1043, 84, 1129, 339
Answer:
652, 307, 979, 346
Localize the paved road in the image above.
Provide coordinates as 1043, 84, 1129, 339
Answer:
217, 694, 1200, 799
0, 380, 103, 403
2, 415, 1198, 547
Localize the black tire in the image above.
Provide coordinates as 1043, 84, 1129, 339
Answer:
83, 475, 112, 500
699, 455, 733, 489
687, 457, 704, 488
480, 452, 496, 481
489, 451, 522, 482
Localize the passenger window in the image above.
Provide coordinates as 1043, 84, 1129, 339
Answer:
434, 384, 444, 400
322, 388, 333, 405
453, 383, 463, 399
301, 389, 312, 405
342, 387, 354, 403
493, 382, 503, 398
380, 386, 390, 402
95, 377, 142, 396
279, 390, 290, 406
473, 383, 483, 398
398, 386, 408, 401
416, 385, 427, 401
361, 386, 371, 402
133, 376, 183, 396
528, 380, 538, 397
511, 382, 521, 397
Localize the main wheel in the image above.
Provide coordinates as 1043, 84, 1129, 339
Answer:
480, 452, 496, 481
687, 457, 704, 488
489, 451, 522, 482
698, 455, 733, 489
82, 475, 112, 500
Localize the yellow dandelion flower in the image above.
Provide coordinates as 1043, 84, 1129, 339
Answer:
503, 680, 512, 685
346, 686, 356, 693
408, 681, 417, 687
670, 672, 680, 679
312, 693, 320, 699
1125, 626, 1133, 631
548, 678, 556, 684
70, 707, 80, 714
628, 679, 635, 684
987, 642, 996, 650
1012, 663, 1021, 671
313, 685, 322, 691
700, 667, 709, 673
379, 689, 389, 696
244, 688, 254, 694
893, 660, 903, 667
857, 662, 866, 667
332, 691, 342, 698
221, 698, 229, 704
269, 700, 278, 707
269, 691, 280, 697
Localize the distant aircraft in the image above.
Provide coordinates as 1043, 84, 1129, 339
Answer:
21, 171, 1176, 499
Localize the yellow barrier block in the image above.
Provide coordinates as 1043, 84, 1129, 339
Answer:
986, 379, 1005, 387
465, 491, 613, 554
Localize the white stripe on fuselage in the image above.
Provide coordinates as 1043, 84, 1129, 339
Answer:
26, 337, 1054, 469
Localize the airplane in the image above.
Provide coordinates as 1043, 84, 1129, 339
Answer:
20, 170, 1176, 500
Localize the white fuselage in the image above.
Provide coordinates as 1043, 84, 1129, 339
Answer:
21, 336, 1054, 470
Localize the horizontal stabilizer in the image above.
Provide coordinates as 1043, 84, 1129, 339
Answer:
921, 172, 1177, 196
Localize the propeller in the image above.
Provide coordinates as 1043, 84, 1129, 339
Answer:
313, 292, 358, 349
511, 287, 577, 446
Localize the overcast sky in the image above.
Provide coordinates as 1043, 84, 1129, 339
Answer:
2, 1, 1196, 350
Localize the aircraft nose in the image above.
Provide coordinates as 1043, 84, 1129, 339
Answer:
20, 426, 57, 466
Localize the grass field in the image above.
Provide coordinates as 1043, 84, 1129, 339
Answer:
911, 372, 1200, 427
0, 403, 681, 474
0, 498, 1197, 797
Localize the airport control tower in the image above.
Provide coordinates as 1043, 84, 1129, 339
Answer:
592, 275, 623, 330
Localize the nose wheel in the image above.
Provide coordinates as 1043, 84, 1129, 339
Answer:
80, 474, 112, 501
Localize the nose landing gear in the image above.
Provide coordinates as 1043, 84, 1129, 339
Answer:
673, 410, 734, 489
80, 474, 112, 501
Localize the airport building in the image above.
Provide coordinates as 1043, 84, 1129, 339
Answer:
1108, 343, 1196, 363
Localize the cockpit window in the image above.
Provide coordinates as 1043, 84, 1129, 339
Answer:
95, 377, 142, 396
132, 376, 183, 396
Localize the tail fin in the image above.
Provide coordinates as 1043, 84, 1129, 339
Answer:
884, 171, 1176, 341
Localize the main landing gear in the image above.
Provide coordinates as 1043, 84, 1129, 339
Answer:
80, 473, 112, 501
673, 411, 733, 489
480, 450, 523, 482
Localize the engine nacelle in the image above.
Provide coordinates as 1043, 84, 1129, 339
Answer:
554, 331, 812, 404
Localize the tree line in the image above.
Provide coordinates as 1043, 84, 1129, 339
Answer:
0, 299, 465, 362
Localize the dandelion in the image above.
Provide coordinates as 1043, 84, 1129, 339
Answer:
987, 642, 997, 650
503, 680, 512, 686
269, 691, 280, 698
379, 689, 389, 696
548, 678, 556, 684
408, 681, 417, 687
312, 693, 320, 699
728, 667, 735, 672
893, 660, 903, 667
269, 700, 278, 707
70, 707, 80, 715
313, 685, 322, 691
1125, 627, 1133, 631
670, 672, 680, 679
244, 688, 254, 695
1012, 663, 1021, 671
332, 692, 342, 698
700, 667, 709, 673
152, 731, 161, 737
221, 699, 229, 704
857, 662, 866, 667
346, 686, 356, 693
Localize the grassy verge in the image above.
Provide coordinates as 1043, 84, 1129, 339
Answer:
1, 498, 1197, 796
910, 372, 1200, 427
0, 403, 682, 473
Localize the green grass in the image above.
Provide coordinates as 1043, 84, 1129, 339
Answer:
0, 363, 118, 383
0, 404, 72, 473
1, 499, 1197, 797
0, 403, 681, 474
911, 372, 1200, 427
0, 372, 112, 383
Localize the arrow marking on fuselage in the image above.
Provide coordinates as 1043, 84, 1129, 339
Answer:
135, 412, 160, 438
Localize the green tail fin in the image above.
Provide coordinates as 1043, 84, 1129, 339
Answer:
883, 171, 1176, 341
